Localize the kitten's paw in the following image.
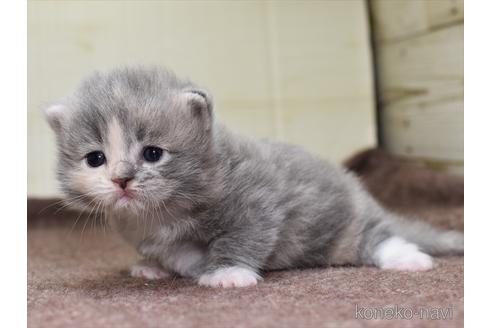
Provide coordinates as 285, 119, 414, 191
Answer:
130, 263, 170, 280
198, 266, 260, 288
374, 236, 433, 272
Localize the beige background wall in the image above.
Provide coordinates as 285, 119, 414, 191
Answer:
28, 0, 376, 197
370, 0, 464, 173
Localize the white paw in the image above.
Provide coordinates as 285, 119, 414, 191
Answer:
198, 266, 260, 288
374, 237, 433, 272
130, 263, 170, 280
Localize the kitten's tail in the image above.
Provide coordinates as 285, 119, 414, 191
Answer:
387, 215, 464, 256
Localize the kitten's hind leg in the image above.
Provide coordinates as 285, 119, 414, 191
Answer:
359, 207, 462, 271
371, 236, 433, 271
130, 259, 171, 280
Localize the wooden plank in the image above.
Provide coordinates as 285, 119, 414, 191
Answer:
371, 0, 428, 42
426, 0, 464, 28
371, 0, 464, 172
382, 99, 463, 162
268, 0, 376, 162
378, 24, 463, 108
371, 0, 464, 42
373, 13, 463, 171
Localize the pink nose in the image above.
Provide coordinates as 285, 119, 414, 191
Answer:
111, 177, 133, 190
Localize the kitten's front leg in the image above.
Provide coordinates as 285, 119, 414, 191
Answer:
197, 230, 273, 288
198, 266, 261, 288
130, 259, 171, 280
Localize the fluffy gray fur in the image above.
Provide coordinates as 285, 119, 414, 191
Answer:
45, 67, 463, 287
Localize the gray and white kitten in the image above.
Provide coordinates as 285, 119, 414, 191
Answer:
45, 67, 463, 288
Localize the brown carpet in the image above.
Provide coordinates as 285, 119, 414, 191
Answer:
28, 149, 464, 328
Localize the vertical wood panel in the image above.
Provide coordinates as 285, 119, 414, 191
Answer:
371, 0, 463, 42
268, 1, 376, 162
379, 25, 463, 107
371, 0, 463, 173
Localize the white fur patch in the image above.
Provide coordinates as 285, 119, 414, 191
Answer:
374, 236, 433, 271
130, 262, 170, 280
44, 103, 67, 132
44, 103, 65, 119
198, 266, 260, 288
107, 118, 126, 163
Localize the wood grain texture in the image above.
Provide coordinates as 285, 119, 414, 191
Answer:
371, 0, 463, 173
371, 0, 463, 42
382, 99, 463, 162
378, 25, 463, 107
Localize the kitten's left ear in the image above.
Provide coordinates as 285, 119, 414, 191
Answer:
43, 103, 66, 134
183, 88, 214, 130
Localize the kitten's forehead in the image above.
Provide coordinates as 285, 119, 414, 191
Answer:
71, 103, 180, 155
106, 118, 128, 162
59, 67, 209, 156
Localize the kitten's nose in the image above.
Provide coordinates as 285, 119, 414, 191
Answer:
111, 177, 134, 190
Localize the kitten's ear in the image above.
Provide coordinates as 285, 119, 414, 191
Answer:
183, 88, 214, 130
43, 103, 66, 133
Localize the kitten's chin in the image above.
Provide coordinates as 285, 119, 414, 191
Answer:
111, 195, 143, 213
115, 195, 132, 208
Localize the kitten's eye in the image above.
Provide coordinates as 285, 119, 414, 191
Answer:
86, 151, 106, 167
143, 146, 163, 162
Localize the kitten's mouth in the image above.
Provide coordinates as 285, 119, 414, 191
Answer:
114, 190, 136, 207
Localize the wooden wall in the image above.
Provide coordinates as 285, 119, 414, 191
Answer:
370, 0, 464, 173
28, 0, 376, 197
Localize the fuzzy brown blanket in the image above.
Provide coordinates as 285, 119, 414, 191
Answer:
28, 149, 464, 327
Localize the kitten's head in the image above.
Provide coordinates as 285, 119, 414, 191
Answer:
45, 67, 218, 215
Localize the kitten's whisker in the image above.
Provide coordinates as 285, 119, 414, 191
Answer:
102, 204, 108, 236
144, 190, 165, 230
135, 194, 144, 236
54, 192, 102, 215
143, 193, 150, 236
37, 198, 69, 214
51, 194, 91, 214
38, 193, 96, 215
145, 192, 159, 236
90, 201, 97, 233
100, 202, 109, 236
149, 193, 161, 231
93, 199, 104, 232
99, 201, 108, 234
173, 191, 197, 204
160, 199, 177, 222
78, 197, 101, 245
68, 193, 100, 237
139, 190, 157, 234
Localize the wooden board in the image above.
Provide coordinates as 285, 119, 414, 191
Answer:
378, 24, 463, 107
372, 1, 464, 173
371, 0, 464, 42
382, 99, 463, 162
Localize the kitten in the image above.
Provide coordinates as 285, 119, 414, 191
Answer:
44, 67, 464, 288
